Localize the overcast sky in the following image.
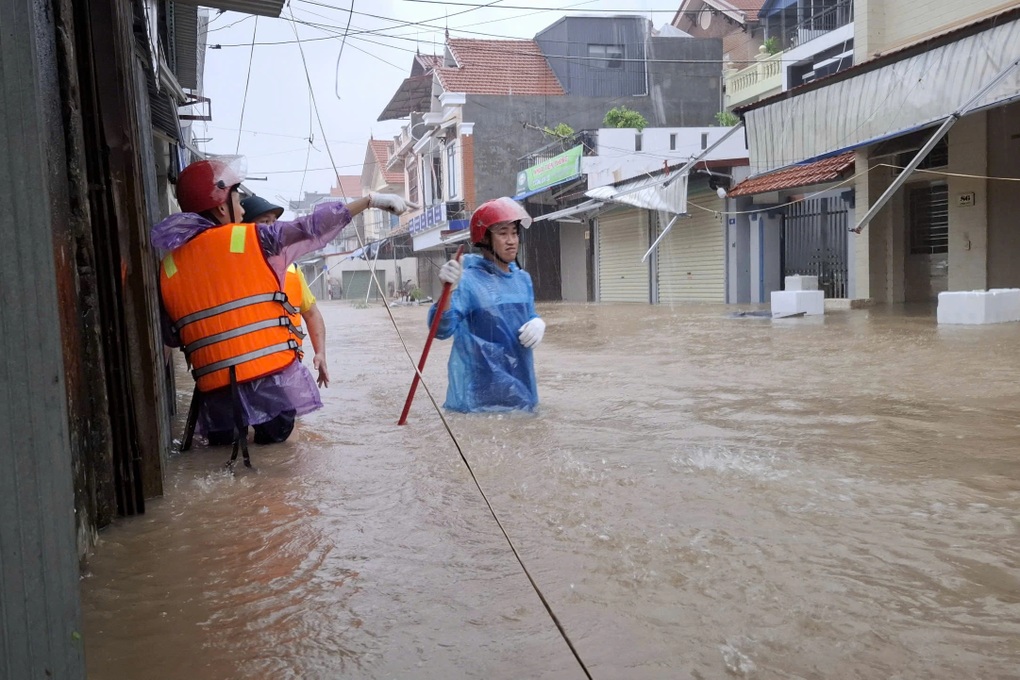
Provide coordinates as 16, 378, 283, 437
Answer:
193, 0, 683, 214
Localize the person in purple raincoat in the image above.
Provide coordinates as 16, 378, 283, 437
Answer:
152, 157, 412, 447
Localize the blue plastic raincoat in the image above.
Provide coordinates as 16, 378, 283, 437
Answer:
427, 254, 540, 413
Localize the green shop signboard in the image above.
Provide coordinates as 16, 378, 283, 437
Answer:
515, 145, 582, 196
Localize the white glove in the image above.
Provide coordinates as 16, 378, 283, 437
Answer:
518, 317, 546, 348
369, 193, 417, 215
438, 259, 462, 288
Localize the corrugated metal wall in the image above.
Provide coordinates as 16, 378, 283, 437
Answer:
656, 189, 727, 302
536, 17, 648, 97
0, 0, 86, 676
597, 207, 651, 302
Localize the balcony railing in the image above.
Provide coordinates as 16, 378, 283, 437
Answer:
723, 48, 783, 110
517, 129, 598, 173
766, 0, 854, 51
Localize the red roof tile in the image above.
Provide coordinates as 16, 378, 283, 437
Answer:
727, 151, 854, 196
676, 0, 764, 25
722, 0, 765, 22
416, 53, 443, 71
368, 140, 404, 186
437, 38, 565, 96
331, 175, 362, 197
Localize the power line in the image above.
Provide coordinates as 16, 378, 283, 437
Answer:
235, 16, 258, 155
282, 6, 595, 678
333, 1, 356, 99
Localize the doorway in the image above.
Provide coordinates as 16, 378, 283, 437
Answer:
904, 182, 949, 301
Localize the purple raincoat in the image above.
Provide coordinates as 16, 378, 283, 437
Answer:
151, 201, 355, 436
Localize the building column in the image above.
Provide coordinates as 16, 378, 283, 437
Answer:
461, 122, 476, 209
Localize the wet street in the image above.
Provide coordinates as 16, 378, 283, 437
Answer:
81, 301, 1020, 679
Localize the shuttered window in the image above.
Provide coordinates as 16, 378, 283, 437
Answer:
908, 183, 949, 255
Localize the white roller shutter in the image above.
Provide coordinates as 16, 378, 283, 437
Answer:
597, 207, 649, 303
655, 188, 725, 302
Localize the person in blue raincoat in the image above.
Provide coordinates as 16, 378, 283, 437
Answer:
427, 197, 546, 412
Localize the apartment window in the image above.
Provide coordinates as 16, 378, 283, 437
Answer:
407, 160, 419, 204
446, 144, 458, 198
431, 154, 443, 202
634, 133, 642, 152
588, 44, 624, 69
669, 133, 677, 151
908, 183, 948, 255
701, 132, 709, 150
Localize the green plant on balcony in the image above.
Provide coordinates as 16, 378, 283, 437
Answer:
542, 123, 575, 139
602, 105, 648, 131
715, 111, 740, 127
763, 36, 781, 55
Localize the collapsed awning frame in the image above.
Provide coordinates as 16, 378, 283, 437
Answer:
849, 53, 1020, 234
741, 15, 1020, 176
582, 123, 745, 263
532, 199, 604, 223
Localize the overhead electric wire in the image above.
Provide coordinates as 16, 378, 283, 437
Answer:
332, 1, 356, 99
235, 16, 259, 155
283, 6, 594, 678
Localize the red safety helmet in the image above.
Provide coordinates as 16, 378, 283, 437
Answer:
469, 197, 533, 245
176, 157, 246, 214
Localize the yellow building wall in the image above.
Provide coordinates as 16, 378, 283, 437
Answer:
856, 0, 1017, 61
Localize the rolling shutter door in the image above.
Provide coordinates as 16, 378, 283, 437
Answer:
597, 208, 649, 302
656, 189, 725, 302
342, 270, 387, 300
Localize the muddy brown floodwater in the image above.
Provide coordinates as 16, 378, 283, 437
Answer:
81, 301, 1020, 679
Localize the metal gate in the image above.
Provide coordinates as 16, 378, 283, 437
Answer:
781, 196, 849, 297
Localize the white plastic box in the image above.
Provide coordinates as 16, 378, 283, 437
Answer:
771, 290, 825, 317
937, 289, 1020, 324
784, 275, 819, 291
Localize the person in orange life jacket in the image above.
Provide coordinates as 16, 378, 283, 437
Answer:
241, 195, 330, 389
153, 157, 413, 446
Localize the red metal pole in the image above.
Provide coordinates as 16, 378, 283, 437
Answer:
398, 245, 464, 425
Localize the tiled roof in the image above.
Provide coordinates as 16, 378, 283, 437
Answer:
437, 38, 565, 96
724, 0, 765, 22
727, 151, 854, 196
331, 175, 362, 198
415, 53, 443, 71
677, 0, 764, 24
368, 140, 404, 185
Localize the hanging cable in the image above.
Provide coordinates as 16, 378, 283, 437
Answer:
235, 16, 259, 155
333, 1, 356, 100
285, 7, 593, 678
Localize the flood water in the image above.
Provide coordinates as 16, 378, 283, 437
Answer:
81, 301, 1020, 679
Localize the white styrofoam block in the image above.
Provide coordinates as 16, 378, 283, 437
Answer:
938, 289, 1020, 324
785, 275, 819, 291
771, 290, 825, 317
989, 289, 1020, 322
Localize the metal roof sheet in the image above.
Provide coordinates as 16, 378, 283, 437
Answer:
171, 0, 284, 18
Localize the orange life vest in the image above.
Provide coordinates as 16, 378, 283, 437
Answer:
159, 223, 301, 392
284, 265, 304, 347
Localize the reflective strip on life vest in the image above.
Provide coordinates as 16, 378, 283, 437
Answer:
172, 291, 299, 334
183, 316, 300, 358
192, 340, 300, 379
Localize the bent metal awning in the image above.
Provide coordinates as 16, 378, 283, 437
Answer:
738, 8, 1020, 176
586, 172, 688, 215
533, 199, 604, 223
